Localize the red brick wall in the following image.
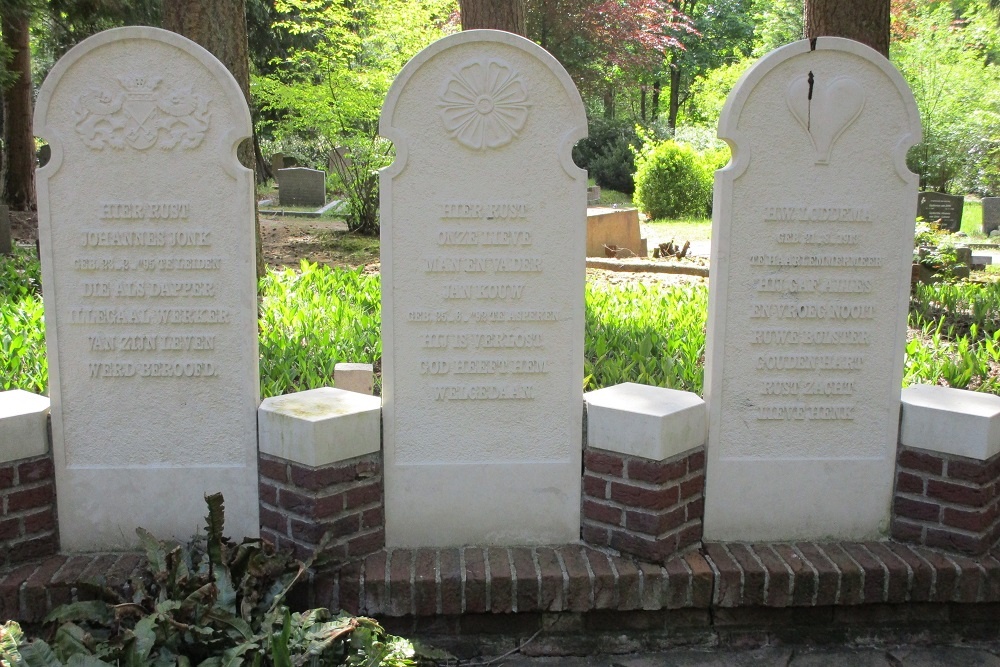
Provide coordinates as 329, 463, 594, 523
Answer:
0, 454, 58, 567
891, 444, 1000, 555
258, 452, 384, 561
582, 446, 704, 561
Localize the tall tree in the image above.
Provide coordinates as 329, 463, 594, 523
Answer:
162, 0, 264, 280
804, 0, 890, 57
459, 0, 526, 34
0, 0, 35, 210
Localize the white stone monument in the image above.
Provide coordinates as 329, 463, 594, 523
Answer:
380, 30, 587, 546
704, 38, 921, 541
34, 27, 259, 549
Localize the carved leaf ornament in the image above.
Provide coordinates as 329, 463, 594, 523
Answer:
74, 74, 211, 151
439, 59, 529, 150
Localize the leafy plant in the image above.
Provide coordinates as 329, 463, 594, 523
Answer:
633, 138, 712, 220
5, 494, 419, 667
326, 132, 393, 235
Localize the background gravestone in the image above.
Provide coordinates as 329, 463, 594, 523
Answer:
982, 197, 1000, 236
380, 30, 587, 546
276, 167, 326, 207
917, 191, 964, 232
34, 27, 259, 549
704, 38, 921, 541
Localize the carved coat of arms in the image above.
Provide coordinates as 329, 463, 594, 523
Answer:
74, 74, 211, 150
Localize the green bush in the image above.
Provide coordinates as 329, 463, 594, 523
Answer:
574, 117, 639, 194
633, 139, 712, 220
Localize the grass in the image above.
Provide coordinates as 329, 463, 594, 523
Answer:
315, 230, 380, 268
962, 199, 983, 237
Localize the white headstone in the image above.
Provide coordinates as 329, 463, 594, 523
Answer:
380, 30, 587, 546
704, 38, 921, 541
34, 27, 259, 549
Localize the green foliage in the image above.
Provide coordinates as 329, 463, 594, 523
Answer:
585, 282, 707, 394
0, 247, 46, 393
254, 0, 457, 234
574, 117, 640, 194
2, 494, 419, 667
633, 138, 712, 219
327, 132, 393, 236
259, 261, 381, 398
914, 220, 966, 279
893, 2, 1000, 194
907, 281, 1000, 391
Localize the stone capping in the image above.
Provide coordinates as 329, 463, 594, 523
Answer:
0, 454, 58, 567
0, 390, 50, 464
333, 363, 375, 395
584, 383, 706, 461
258, 387, 381, 468
891, 444, 1000, 556
582, 446, 705, 562
258, 452, 384, 561
901, 384, 1000, 461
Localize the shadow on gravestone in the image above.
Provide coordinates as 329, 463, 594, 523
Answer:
704, 37, 921, 542
34, 27, 260, 550
380, 30, 587, 547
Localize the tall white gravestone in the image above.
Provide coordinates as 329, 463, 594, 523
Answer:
35, 27, 259, 549
380, 30, 587, 546
704, 38, 921, 540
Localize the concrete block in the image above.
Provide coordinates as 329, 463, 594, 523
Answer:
0, 389, 50, 463
259, 387, 382, 467
901, 384, 1000, 461
334, 362, 374, 395
585, 382, 706, 461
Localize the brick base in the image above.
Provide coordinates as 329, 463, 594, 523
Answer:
5, 542, 1000, 654
582, 446, 704, 561
258, 452, 384, 561
892, 445, 1000, 555
0, 454, 57, 567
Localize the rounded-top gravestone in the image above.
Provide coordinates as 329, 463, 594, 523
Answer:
704, 37, 921, 541
34, 27, 259, 549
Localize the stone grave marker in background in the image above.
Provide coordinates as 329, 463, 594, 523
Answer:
34, 27, 260, 549
277, 167, 326, 207
917, 191, 964, 232
270, 152, 284, 177
328, 146, 353, 183
380, 30, 587, 546
704, 38, 921, 541
983, 197, 1000, 236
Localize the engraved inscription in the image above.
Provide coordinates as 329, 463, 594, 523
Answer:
752, 202, 881, 421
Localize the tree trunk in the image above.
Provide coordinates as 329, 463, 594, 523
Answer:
459, 0, 526, 35
651, 78, 661, 121
804, 0, 889, 58
162, 0, 265, 280
1, 8, 35, 211
640, 85, 647, 122
667, 61, 682, 131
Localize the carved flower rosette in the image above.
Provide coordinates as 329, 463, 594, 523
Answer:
439, 59, 529, 151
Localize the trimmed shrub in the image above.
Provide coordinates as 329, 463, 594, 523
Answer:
574, 117, 639, 194
633, 139, 712, 219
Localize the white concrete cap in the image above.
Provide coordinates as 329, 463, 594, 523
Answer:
0, 390, 50, 463
258, 387, 382, 467
901, 384, 1000, 461
334, 362, 374, 395
585, 382, 707, 461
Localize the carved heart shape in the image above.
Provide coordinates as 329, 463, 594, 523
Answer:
786, 74, 866, 164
